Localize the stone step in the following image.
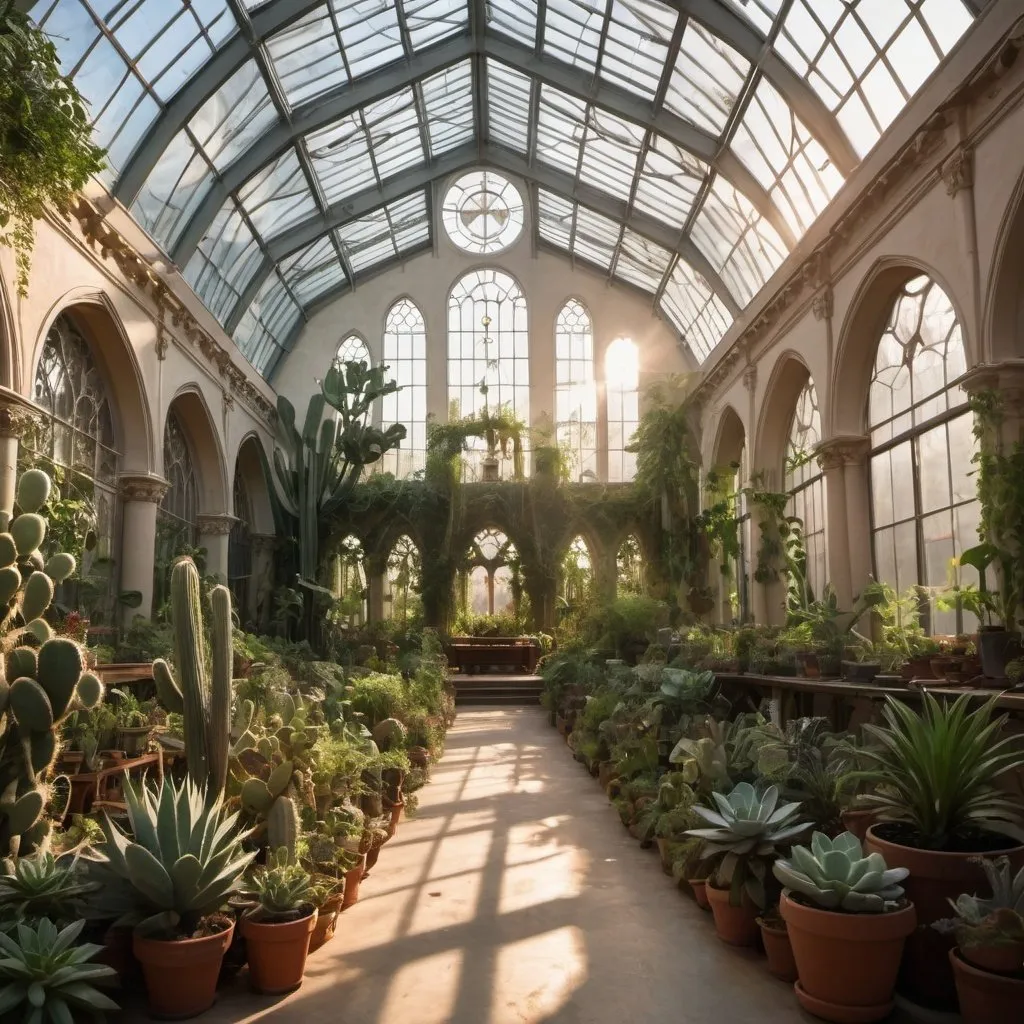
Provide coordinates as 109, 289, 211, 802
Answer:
455, 692, 543, 706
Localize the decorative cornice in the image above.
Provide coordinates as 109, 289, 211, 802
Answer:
812, 286, 834, 322
196, 513, 238, 536
62, 197, 276, 427
0, 395, 41, 440
119, 474, 169, 503
958, 360, 1024, 401
814, 435, 870, 471
742, 364, 757, 392
941, 145, 974, 196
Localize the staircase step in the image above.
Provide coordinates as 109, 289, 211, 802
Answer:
456, 693, 542, 706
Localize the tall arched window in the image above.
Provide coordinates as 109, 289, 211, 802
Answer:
785, 379, 827, 603
29, 314, 121, 619
562, 535, 593, 606
868, 275, 977, 633
159, 410, 199, 560
448, 268, 529, 479
465, 528, 518, 617
556, 300, 598, 482
605, 337, 639, 482
385, 534, 421, 623
382, 300, 427, 477
616, 535, 644, 596
229, 463, 252, 617
334, 534, 367, 626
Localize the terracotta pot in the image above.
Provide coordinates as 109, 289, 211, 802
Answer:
758, 920, 798, 983
864, 824, 1024, 1006
689, 879, 711, 911
342, 854, 367, 910
309, 895, 344, 953
706, 882, 760, 946
950, 947, 1024, 1024
902, 656, 937, 681
960, 940, 1024, 975
241, 909, 317, 994
98, 924, 142, 991
840, 809, 878, 844
387, 801, 404, 838
365, 844, 381, 873
598, 762, 616, 791
133, 922, 234, 1019
782, 892, 915, 1023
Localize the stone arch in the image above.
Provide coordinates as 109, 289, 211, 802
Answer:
754, 353, 814, 484
0, 270, 18, 393
233, 433, 275, 535
986, 167, 1024, 362
162, 387, 229, 514
31, 291, 154, 474
832, 258, 973, 438
711, 404, 746, 470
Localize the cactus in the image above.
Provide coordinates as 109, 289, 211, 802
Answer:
267, 794, 299, 862
152, 558, 234, 802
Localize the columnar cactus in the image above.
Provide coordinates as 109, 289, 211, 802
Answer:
152, 558, 233, 802
0, 469, 103, 863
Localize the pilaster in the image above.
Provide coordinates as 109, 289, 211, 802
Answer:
197, 513, 237, 583
815, 436, 871, 608
118, 474, 169, 625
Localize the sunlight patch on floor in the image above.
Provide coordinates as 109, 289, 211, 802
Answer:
490, 926, 587, 1024
377, 948, 464, 1024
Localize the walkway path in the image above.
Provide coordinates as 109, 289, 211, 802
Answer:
201, 708, 815, 1023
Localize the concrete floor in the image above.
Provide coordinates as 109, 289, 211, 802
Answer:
175, 706, 826, 1024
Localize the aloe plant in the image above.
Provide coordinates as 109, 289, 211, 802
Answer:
243, 848, 313, 922
0, 917, 118, 1022
87, 775, 255, 937
773, 831, 909, 912
684, 782, 810, 907
0, 851, 98, 926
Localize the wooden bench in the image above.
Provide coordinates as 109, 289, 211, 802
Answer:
445, 637, 540, 674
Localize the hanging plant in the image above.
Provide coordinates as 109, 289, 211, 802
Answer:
0, 4, 105, 294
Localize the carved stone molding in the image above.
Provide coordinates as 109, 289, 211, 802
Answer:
941, 146, 974, 196
958, 360, 1024, 402
0, 398, 41, 440
119, 474, 169, 503
197, 513, 238, 536
812, 286, 834, 322
743, 364, 757, 392
250, 532, 278, 554
815, 435, 870, 471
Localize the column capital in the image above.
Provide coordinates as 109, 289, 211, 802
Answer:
815, 435, 870, 471
197, 513, 237, 536
0, 394, 41, 440
250, 532, 277, 553
957, 360, 1024, 400
119, 473, 169, 503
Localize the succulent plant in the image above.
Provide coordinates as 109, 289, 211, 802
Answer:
152, 558, 234, 802
773, 831, 909, 912
0, 851, 99, 926
684, 782, 810, 907
245, 848, 313, 922
933, 855, 1024, 947
0, 917, 118, 1022
87, 775, 255, 937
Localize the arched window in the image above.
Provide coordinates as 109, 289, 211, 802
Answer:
616, 535, 644, 596
447, 269, 529, 479
334, 535, 367, 626
464, 528, 518, 617
785, 379, 827, 604
159, 410, 200, 561
868, 275, 977, 633
229, 463, 252, 617
385, 534, 421, 623
562, 535, 593, 606
335, 334, 372, 429
605, 337, 639, 482
29, 314, 121, 620
556, 300, 598, 482
381, 300, 427, 477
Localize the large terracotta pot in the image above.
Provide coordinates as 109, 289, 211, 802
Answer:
342, 854, 367, 910
960, 940, 1024, 975
782, 892, 916, 1023
864, 824, 1024, 1006
689, 879, 711, 911
950, 948, 1024, 1024
706, 882, 760, 946
241, 909, 318, 994
309, 895, 344, 953
758, 919, 798, 983
133, 922, 234, 1019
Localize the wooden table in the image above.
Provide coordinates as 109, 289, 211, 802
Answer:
66, 751, 162, 817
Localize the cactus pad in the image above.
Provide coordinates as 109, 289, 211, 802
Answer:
76, 673, 104, 710
16, 469, 51, 513
11, 513, 46, 556
241, 778, 273, 814
0, 534, 16, 569
37, 638, 84, 720
3, 788, 44, 835
9, 677, 54, 732
21, 571, 54, 624
25, 732, 57, 774
43, 553, 76, 583
267, 795, 299, 860
267, 760, 294, 799
0, 566, 21, 605
7, 647, 37, 681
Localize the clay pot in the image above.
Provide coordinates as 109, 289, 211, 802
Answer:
241, 908, 318, 994
864, 824, 1024, 1006
782, 891, 916, 1023
758, 919, 798, 983
387, 801, 404, 838
133, 922, 234, 1019
840, 809, 878, 844
950, 947, 1024, 1024
597, 762, 616, 791
98, 925, 142, 991
342, 854, 367, 910
689, 879, 711, 911
960, 940, 1024, 975
706, 882, 760, 946
309, 895, 344, 954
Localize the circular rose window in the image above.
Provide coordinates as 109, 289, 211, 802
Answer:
442, 171, 524, 254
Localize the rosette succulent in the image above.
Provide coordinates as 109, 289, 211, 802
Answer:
934, 856, 1024, 948
773, 831, 909, 912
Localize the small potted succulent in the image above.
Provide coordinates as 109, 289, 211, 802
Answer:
308, 875, 346, 953
684, 782, 809, 946
774, 831, 915, 1023
239, 849, 318, 994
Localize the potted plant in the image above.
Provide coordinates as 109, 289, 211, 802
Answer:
756, 904, 797, 983
0, 852, 99, 924
239, 849, 318, 994
684, 782, 809, 946
308, 875, 346, 954
859, 692, 1024, 1005
789, 583, 886, 681
110, 688, 152, 757
86, 776, 255, 1019
774, 831, 915, 1022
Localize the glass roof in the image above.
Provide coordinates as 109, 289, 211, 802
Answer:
31, 0, 976, 378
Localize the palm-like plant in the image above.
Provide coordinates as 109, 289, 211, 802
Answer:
0, 918, 118, 1022
858, 692, 1024, 849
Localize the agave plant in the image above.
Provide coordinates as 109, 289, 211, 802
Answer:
858, 692, 1024, 849
0, 918, 118, 1022
773, 831, 909, 913
86, 775, 255, 937
243, 848, 313, 922
0, 852, 98, 926
684, 781, 810, 907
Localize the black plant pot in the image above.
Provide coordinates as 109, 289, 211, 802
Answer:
841, 661, 880, 683
978, 627, 1022, 680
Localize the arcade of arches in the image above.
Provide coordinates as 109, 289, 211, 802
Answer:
4, 1, 1024, 647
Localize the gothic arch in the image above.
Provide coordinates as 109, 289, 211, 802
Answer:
0, 270, 17, 393
233, 433, 275, 535
162, 386, 229, 514
986, 166, 1024, 362
711, 404, 746, 470
754, 353, 814, 483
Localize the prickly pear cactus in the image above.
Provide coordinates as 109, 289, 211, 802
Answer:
0, 469, 103, 860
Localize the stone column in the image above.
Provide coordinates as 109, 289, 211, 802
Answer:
197, 513, 236, 583
0, 398, 40, 517
960, 361, 1024, 446
248, 532, 276, 629
815, 436, 870, 608
118, 474, 169, 626
365, 553, 387, 624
